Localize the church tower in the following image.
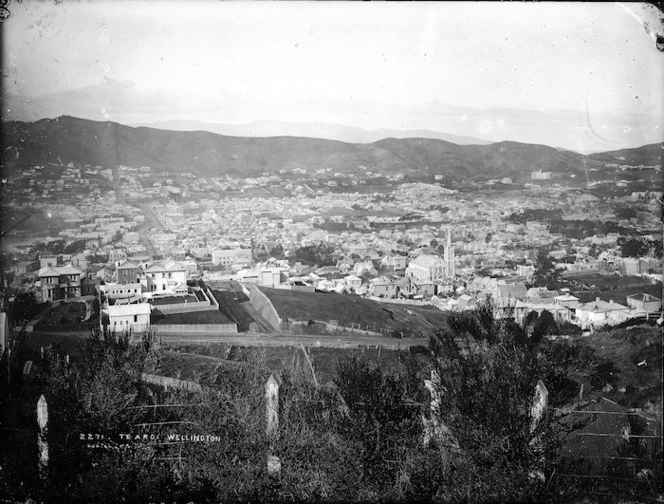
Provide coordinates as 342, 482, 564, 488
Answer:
445, 228, 455, 277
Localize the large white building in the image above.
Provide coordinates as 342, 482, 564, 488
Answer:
405, 228, 455, 281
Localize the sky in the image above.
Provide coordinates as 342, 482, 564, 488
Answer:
2, 1, 663, 153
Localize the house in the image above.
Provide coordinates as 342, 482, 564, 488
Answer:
100, 282, 144, 301
575, 298, 632, 328
457, 294, 477, 311
115, 259, 141, 284
259, 268, 288, 288
182, 256, 200, 277
39, 254, 58, 269
381, 255, 408, 272
108, 247, 127, 263
102, 303, 151, 333
344, 274, 362, 291
514, 301, 572, 325
353, 261, 377, 277
142, 260, 188, 296
211, 247, 253, 267
38, 264, 83, 301
626, 293, 661, 313
80, 275, 100, 296
316, 265, 341, 278
554, 293, 581, 310
369, 277, 397, 298
621, 257, 640, 276
433, 279, 455, 296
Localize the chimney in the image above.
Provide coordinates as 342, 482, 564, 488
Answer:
595, 297, 600, 303
609, 299, 613, 304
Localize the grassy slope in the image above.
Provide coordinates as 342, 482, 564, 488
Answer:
258, 287, 448, 338
583, 325, 662, 408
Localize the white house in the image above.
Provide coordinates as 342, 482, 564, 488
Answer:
344, 274, 362, 291
103, 303, 151, 333
575, 298, 631, 328
142, 260, 188, 296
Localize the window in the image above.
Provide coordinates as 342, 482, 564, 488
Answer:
134, 315, 138, 323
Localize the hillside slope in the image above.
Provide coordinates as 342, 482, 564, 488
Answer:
2, 116, 606, 180
589, 143, 662, 166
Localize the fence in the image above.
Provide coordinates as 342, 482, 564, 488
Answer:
369, 296, 433, 307
153, 302, 216, 315
551, 406, 663, 503
152, 323, 238, 334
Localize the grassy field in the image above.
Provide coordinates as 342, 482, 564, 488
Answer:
258, 287, 449, 338
151, 309, 233, 325
152, 295, 198, 306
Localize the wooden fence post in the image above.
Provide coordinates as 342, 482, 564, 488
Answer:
265, 374, 281, 477
37, 394, 49, 480
529, 379, 548, 482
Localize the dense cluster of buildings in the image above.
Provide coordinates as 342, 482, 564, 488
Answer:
3, 160, 662, 334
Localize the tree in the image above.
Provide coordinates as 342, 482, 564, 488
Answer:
426, 303, 594, 501
268, 244, 285, 259
293, 244, 336, 267
7, 291, 43, 325
617, 237, 649, 258
64, 240, 87, 255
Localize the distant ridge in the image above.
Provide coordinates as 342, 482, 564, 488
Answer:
2, 116, 614, 181
588, 143, 663, 166
130, 119, 493, 146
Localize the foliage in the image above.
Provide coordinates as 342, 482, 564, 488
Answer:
428, 303, 595, 500
546, 219, 631, 240
7, 290, 44, 325
0, 305, 604, 503
292, 244, 337, 267
617, 236, 650, 258
268, 243, 285, 259
64, 239, 87, 255
524, 309, 560, 342
507, 208, 563, 225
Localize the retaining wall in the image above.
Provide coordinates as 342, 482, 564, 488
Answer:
244, 284, 282, 331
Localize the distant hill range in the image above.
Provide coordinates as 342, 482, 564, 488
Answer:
3, 115, 659, 180
130, 119, 493, 146
588, 143, 662, 166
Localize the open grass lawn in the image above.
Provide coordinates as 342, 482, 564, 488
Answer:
259, 287, 448, 338
151, 309, 233, 325
152, 295, 198, 306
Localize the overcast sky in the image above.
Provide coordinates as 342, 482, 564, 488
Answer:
2, 1, 662, 152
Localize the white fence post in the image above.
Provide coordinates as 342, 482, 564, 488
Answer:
265, 374, 281, 477
529, 379, 548, 482
37, 394, 49, 480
